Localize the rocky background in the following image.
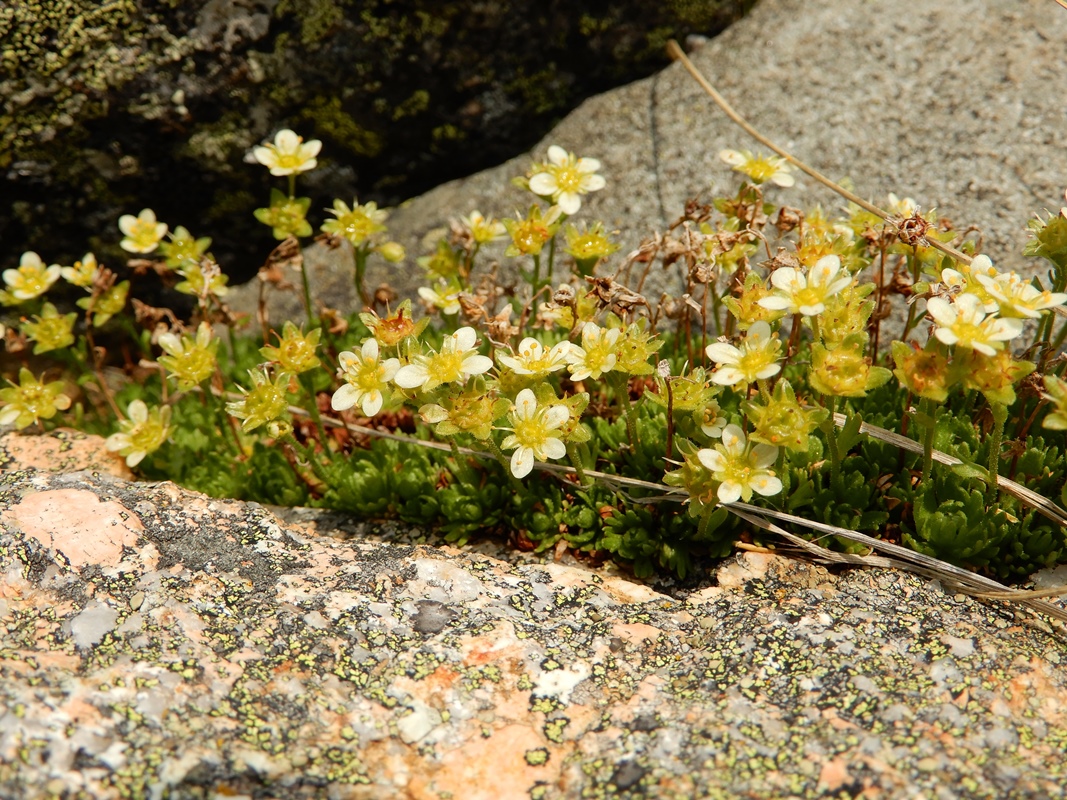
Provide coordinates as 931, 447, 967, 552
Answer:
1, 0, 752, 284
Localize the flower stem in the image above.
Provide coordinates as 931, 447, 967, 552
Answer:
820, 394, 841, 484
299, 253, 315, 326
484, 436, 524, 491
611, 372, 639, 450
917, 397, 936, 483
354, 245, 372, 309
530, 254, 542, 295
986, 400, 1008, 497
566, 442, 590, 487
299, 372, 329, 449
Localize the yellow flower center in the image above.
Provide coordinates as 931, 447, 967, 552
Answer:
553, 165, 583, 194
746, 158, 777, 182
429, 351, 465, 384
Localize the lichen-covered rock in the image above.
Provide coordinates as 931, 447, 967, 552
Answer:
1, 462, 1066, 798
0, 0, 748, 283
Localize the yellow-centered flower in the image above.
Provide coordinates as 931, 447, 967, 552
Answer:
60, 252, 99, 287
260, 321, 322, 374
925, 294, 1022, 356
497, 338, 572, 378
106, 400, 171, 467
0, 368, 71, 429
705, 321, 782, 387
332, 339, 400, 417
565, 322, 620, 382
21, 302, 77, 354
226, 367, 292, 433
118, 208, 167, 254
499, 388, 570, 478
321, 198, 388, 246
3, 251, 61, 301
719, 149, 795, 187
528, 145, 605, 215
394, 326, 494, 392
697, 424, 782, 504
158, 322, 219, 390
759, 255, 852, 317
253, 129, 322, 176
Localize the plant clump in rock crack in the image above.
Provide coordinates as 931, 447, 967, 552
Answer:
4, 124, 1067, 584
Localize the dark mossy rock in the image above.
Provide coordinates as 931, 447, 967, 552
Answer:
1, 0, 753, 283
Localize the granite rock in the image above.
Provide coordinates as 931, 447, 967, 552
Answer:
228, 0, 1067, 324
1, 434, 1066, 799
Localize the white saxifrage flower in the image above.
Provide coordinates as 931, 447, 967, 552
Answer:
975, 270, 1067, 319
105, 400, 171, 467
704, 321, 782, 387
697, 424, 782, 504
497, 337, 572, 377
253, 129, 322, 176
566, 322, 620, 382
925, 294, 1023, 356
332, 339, 401, 417
528, 145, 606, 215
118, 208, 168, 254
394, 326, 494, 392
759, 254, 852, 317
4, 251, 61, 300
417, 283, 461, 316
719, 149, 795, 187
500, 388, 570, 478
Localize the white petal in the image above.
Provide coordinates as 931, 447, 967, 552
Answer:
757, 296, 792, 311
721, 424, 745, 451
755, 363, 782, 379
770, 268, 803, 292
717, 482, 743, 504
511, 447, 534, 478
711, 367, 745, 386
528, 173, 557, 196
924, 297, 955, 326
541, 438, 566, 460
582, 174, 606, 191
19, 251, 43, 268
751, 444, 779, 469
542, 406, 570, 429
514, 388, 537, 409
719, 149, 745, 166
771, 173, 795, 187
558, 193, 581, 215
810, 255, 841, 285
704, 342, 740, 365
275, 129, 299, 151
452, 326, 478, 351
128, 400, 148, 423
752, 475, 783, 497
697, 449, 725, 471
747, 320, 772, 342
576, 157, 601, 173
126, 451, 146, 468
337, 350, 359, 371
380, 358, 400, 381
462, 354, 494, 376
302, 139, 323, 158
331, 384, 359, 411
933, 328, 959, 347
361, 391, 384, 417
546, 145, 568, 165
797, 302, 827, 317
361, 338, 379, 361
394, 364, 428, 389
